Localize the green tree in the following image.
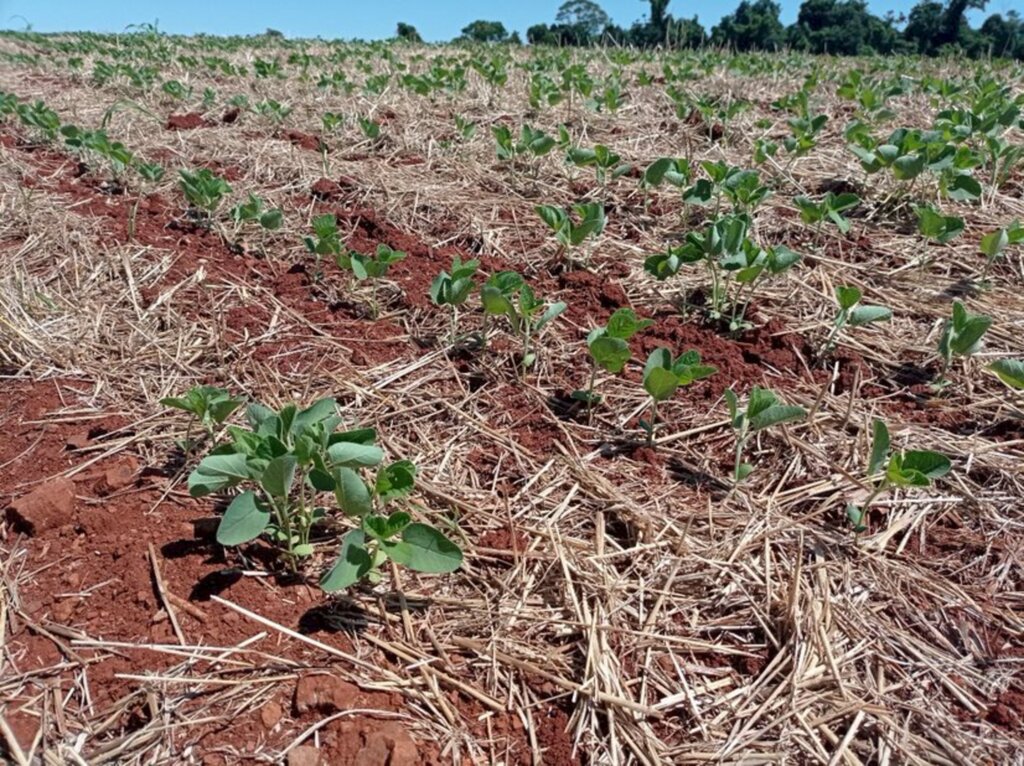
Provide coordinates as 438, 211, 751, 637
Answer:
556, 0, 611, 37
460, 20, 511, 43
712, 0, 785, 50
789, 0, 898, 54
979, 11, 1023, 58
396, 22, 423, 43
904, 0, 946, 53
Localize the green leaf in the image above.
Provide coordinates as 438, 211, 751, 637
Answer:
381, 523, 463, 573
867, 419, 890, 476
946, 174, 981, 202
980, 229, 1008, 259
188, 453, 251, 497
643, 367, 679, 402
481, 285, 514, 316
724, 388, 738, 423
901, 450, 951, 480
746, 387, 778, 420
988, 359, 1024, 390
590, 336, 631, 374
749, 404, 806, 432
328, 442, 384, 468
537, 301, 567, 331
605, 308, 652, 340
332, 467, 372, 517
320, 529, 373, 591
216, 491, 271, 546
376, 460, 416, 502
848, 305, 892, 326
363, 511, 411, 541
950, 314, 993, 357
261, 455, 297, 497
835, 285, 862, 311
260, 209, 284, 230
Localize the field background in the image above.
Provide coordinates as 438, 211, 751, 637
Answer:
1, 33, 1023, 765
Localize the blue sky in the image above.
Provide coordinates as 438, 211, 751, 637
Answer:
0, 0, 1003, 41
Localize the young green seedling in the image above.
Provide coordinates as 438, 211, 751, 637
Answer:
719, 241, 801, 331
820, 286, 891, 356
303, 214, 343, 281
336, 244, 407, 318
161, 385, 244, 454
481, 272, 566, 374
640, 348, 716, 446
320, 460, 463, 591
915, 204, 965, 247
185, 396, 462, 586
572, 308, 652, 422
179, 168, 232, 223
429, 255, 480, 345
793, 192, 860, 238
535, 202, 605, 266
846, 419, 950, 534
936, 300, 992, 384
128, 161, 164, 240
979, 220, 1023, 281
566, 144, 632, 189
724, 387, 806, 483
230, 193, 284, 240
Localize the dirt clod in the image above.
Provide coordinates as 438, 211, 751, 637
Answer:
294, 674, 359, 714
287, 745, 323, 766
6, 477, 76, 535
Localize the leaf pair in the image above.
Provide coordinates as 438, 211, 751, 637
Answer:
230, 193, 283, 231
793, 192, 860, 235
336, 243, 407, 280
429, 256, 480, 307
938, 300, 992, 369
535, 203, 606, 249
321, 520, 462, 591
161, 385, 244, 434
643, 349, 716, 403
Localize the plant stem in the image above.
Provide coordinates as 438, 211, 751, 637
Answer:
818, 313, 847, 358
586, 364, 597, 425
647, 399, 658, 447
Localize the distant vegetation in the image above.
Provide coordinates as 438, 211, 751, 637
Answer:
435, 0, 1021, 58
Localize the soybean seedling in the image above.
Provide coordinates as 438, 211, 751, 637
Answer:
429, 255, 480, 346
573, 308, 653, 422
724, 387, 806, 483
820, 286, 891, 356
640, 349, 716, 446
793, 192, 861, 239
303, 214, 343, 281
185, 396, 462, 585
229, 193, 283, 244
535, 202, 606, 267
161, 385, 244, 456
846, 419, 950, 535
128, 161, 164, 240
936, 300, 992, 386
566, 144, 632, 192
481, 271, 566, 374
179, 168, 232, 225
336, 244, 407, 318
914, 204, 965, 252
979, 220, 1023, 282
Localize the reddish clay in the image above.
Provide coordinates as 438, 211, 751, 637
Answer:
166, 112, 209, 130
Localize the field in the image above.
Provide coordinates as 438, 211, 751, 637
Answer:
1, 31, 1023, 765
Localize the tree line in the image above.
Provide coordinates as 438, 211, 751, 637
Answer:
396, 0, 1022, 59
